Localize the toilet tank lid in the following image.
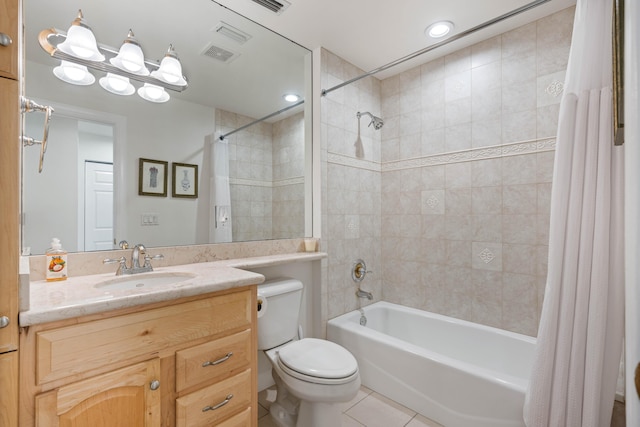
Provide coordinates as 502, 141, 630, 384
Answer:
258, 277, 303, 297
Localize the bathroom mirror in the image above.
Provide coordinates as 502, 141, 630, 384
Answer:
21, 0, 311, 255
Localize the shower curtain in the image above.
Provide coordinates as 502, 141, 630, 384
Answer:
523, 0, 625, 426
210, 136, 232, 243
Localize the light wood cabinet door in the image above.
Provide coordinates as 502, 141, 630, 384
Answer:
0, 74, 19, 354
0, 0, 18, 79
0, 352, 18, 427
35, 359, 161, 427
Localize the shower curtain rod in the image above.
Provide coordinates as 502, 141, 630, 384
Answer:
219, 99, 305, 140
321, 0, 551, 96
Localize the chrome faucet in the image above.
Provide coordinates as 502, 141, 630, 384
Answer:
131, 244, 146, 269
103, 243, 164, 275
356, 289, 373, 300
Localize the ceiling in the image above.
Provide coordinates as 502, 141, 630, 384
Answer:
23, 0, 577, 121
214, 0, 577, 80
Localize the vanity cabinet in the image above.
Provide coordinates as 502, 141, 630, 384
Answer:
20, 287, 258, 427
35, 359, 161, 426
0, 0, 18, 79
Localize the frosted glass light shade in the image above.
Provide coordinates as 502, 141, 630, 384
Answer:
99, 73, 135, 95
53, 61, 95, 85
150, 45, 187, 86
110, 30, 150, 76
138, 83, 169, 103
56, 10, 105, 61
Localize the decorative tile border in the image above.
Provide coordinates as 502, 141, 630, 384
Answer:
230, 176, 304, 188
327, 137, 556, 172
381, 138, 556, 171
327, 152, 381, 172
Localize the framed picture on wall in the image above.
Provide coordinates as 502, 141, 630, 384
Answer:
138, 158, 168, 197
172, 162, 198, 198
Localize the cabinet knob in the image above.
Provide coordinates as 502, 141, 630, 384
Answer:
0, 33, 12, 47
0, 316, 9, 329
149, 380, 160, 391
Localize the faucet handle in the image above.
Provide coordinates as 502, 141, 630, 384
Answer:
103, 257, 127, 275
143, 254, 164, 268
352, 259, 372, 282
103, 256, 126, 265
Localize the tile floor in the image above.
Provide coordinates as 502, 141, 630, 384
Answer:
257, 385, 443, 427
258, 386, 626, 427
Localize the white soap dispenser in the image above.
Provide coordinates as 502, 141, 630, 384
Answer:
45, 238, 68, 281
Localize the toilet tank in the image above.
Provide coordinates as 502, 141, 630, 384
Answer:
257, 278, 303, 350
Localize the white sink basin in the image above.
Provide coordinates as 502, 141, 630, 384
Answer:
94, 272, 197, 291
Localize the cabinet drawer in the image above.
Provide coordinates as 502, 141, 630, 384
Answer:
216, 407, 252, 427
176, 329, 252, 392
36, 290, 251, 385
176, 369, 251, 427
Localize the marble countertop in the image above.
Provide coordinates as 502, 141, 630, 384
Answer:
20, 252, 325, 326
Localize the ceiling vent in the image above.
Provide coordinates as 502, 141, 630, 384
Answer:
250, 0, 291, 14
214, 22, 252, 45
201, 44, 240, 63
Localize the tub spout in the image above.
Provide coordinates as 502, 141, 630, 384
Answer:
356, 289, 373, 300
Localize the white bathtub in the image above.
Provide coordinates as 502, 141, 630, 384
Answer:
327, 302, 536, 427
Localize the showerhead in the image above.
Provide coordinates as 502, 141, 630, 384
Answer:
357, 111, 384, 130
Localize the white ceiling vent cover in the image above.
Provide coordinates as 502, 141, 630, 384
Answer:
215, 22, 252, 45
201, 44, 240, 63
250, 0, 291, 14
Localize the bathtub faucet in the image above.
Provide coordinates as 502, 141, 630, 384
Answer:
356, 289, 373, 300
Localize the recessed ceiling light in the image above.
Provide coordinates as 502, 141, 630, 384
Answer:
283, 93, 300, 103
426, 21, 454, 39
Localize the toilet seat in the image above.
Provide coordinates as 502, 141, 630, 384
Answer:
276, 338, 359, 385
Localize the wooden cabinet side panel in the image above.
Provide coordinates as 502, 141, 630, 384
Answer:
0, 351, 19, 427
0, 77, 19, 352
0, 0, 19, 79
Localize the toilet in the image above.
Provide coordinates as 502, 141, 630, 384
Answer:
257, 278, 361, 427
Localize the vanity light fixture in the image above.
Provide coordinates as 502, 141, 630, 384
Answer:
110, 30, 150, 76
55, 10, 104, 61
53, 60, 95, 85
283, 93, 300, 103
150, 45, 187, 86
138, 83, 170, 103
38, 9, 188, 103
425, 21, 454, 39
99, 73, 135, 95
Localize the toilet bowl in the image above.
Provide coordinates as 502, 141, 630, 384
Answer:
257, 278, 361, 427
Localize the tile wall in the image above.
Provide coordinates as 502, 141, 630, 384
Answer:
216, 109, 305, 242
321, 49, 383, 323
321, 7, 574, 336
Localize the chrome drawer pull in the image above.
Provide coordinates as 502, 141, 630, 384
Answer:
202, 394, 233, 412
202, 352, 233, 367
